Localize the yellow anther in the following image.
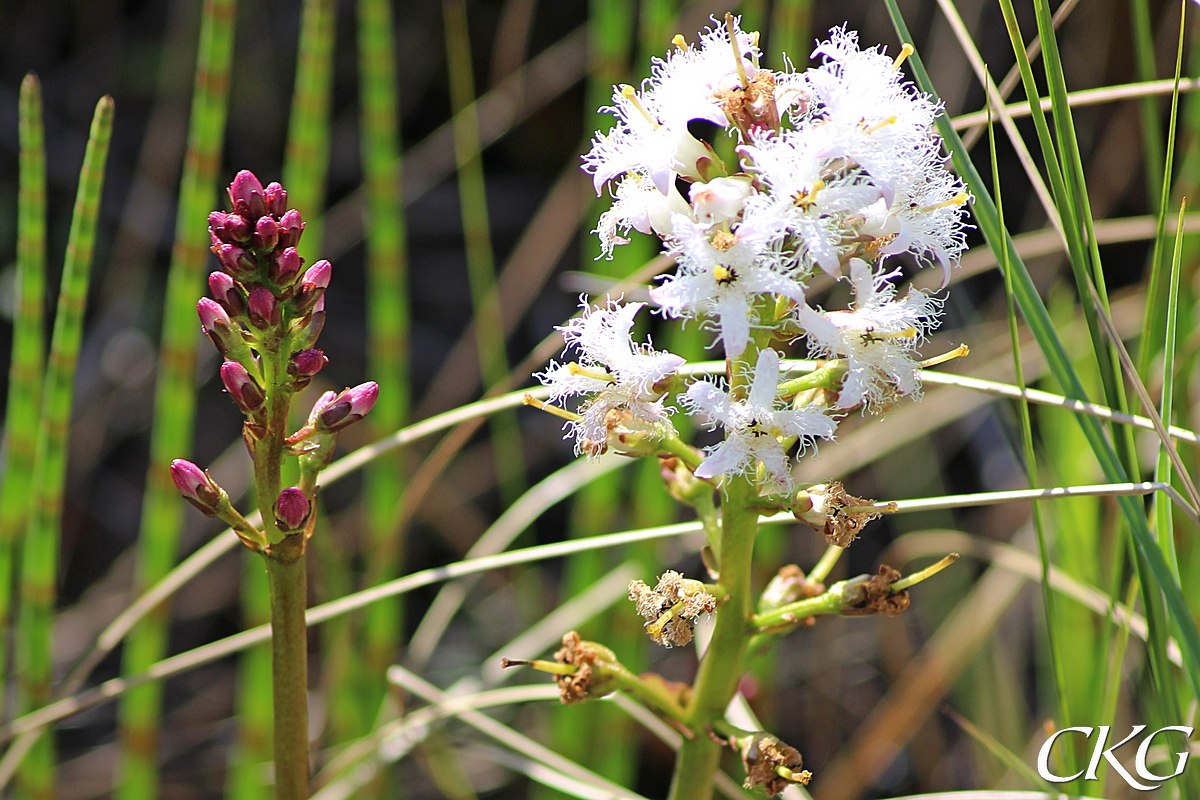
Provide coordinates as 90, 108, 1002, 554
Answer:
863, 115, 898, 135
893, 43, 915, 70
920, 192, 969, 212
725, 12, 750, 89
619, 85, 659, 127
671, 33, 688, 51
713, 265, 735, 283
523, 394, 581, 422
920, 343, 969, 368
710, 230, 739, 252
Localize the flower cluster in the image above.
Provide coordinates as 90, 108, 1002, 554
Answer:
173, 171, 377, 549
532, 17, 968, 494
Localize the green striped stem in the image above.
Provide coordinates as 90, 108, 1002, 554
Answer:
282, 0, 335, 263
443, 0, 526, 505
0, 74, 47, 724
16, 94, 114, 800
115, 2, 237, 798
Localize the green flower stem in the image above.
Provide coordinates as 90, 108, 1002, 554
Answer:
657, 433, 704, 470
778, 361, 841, 397
610, 671, 689, 723
253, 348, 310, 797
808, 544, 844, 583
666, 475, 759, 800
751, 579, 860, 630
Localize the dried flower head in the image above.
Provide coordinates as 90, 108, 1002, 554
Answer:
733, 731, 811, 796
628, 570, 717, 647
792, 480, 882, 547
552, 631, 622, 703
842, 564, 911, 616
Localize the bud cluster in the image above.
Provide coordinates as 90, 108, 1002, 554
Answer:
173, 171, 378, 551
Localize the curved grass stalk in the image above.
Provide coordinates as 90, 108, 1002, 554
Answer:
408, 456, 630, 666
0, 479, 1182, 763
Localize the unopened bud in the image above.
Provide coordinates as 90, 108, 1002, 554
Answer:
253, 216, 279, 252
208, 211, 251, 245
312, 382, 378, 433
228, 170, 267, 221
287, 349, 327, 390
208, 272, 245, 316
220, 360, 264, 413
272, 247, 301, 285
302, 259, 331, 289
274, 487, 311, 532
213, 243, 256, 277
247, 287, 278, 329
277, 209, 305, 248
170, 459, 224, 516
197, 297, 231, 333
264, 182, 287, 217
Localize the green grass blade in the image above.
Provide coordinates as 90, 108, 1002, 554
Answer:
769, 0, 810, 71
282, 0, 335, 263
1154, 200, 1186, 577
1128, 0, 1166, 209
1137, 0, 1188, 374
114, 1, 236, 795
15, 94, 114, 800
0, 74, 47, 725
886, 0, 1200, 716
443, 0, 526, 505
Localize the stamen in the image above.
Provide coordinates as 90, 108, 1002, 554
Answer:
671, 34, 688, 51
920, 343, 969, 368
619, 85, 659, 128
793, 179, 825, 210
920, 192, 969, 212
710, 231, 739, 252
568, 362, 616, 383
523, 394, 581, 422
890, 553, 959, 591
892, 43, 915, 70
862, 115, 898, 135
713, 265, 736, 283
725, 13, 750, 89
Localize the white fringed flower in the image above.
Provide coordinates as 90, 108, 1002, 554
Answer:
798, 259, 942, 411
595, 173, 690, 259
681, 348, 835, 492
537, 300, 685, 453
649, 208, 801, 357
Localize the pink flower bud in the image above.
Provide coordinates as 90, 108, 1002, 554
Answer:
264, 182, 288, 218
302, 259, 331, 289
253, 216, 279, 252
220, 361, 264, 413
272, 247, 301, 284
213, 243, 256, 277
171, 459, 223, 516
197, 297, 231, 332
277, 209, 305, 248
315, 382, 379, 433
247, 287, 278, 329
209, 211, 251, 245
274, 487, 311, 532
288, 348, 327, 379
208, 272, 244, 316
228, 170, 267, 221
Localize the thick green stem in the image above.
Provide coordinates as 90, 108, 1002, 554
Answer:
667, 476, 759, 800
266, 550, 309, 799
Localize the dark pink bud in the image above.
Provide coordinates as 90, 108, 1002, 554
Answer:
208, 272, 244, 316
302, 259, 331, 289
247, 287, 278, 329
272, 247, 301, 284
316, 381, 379, 433
197, 297, 231, 332
213, 243, 256, 277
289, 348, 327, 378
171, 459, 223, 516
274, 487, 311, 532
220, 361, 264, 413
209, 211, 251, 244
228, 170, 267, 220
264, 182, 288, 217
277, 209, 305, 249
253, 216, 279, 252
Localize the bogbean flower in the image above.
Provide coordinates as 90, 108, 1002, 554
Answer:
536, 300, 685, 455
681, 348, 836, 493
798, 259, 941, 411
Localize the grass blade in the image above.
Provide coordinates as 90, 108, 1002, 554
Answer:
0, 74, 47, 724
114, 1, 237, 796
15, 93, 114, 799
